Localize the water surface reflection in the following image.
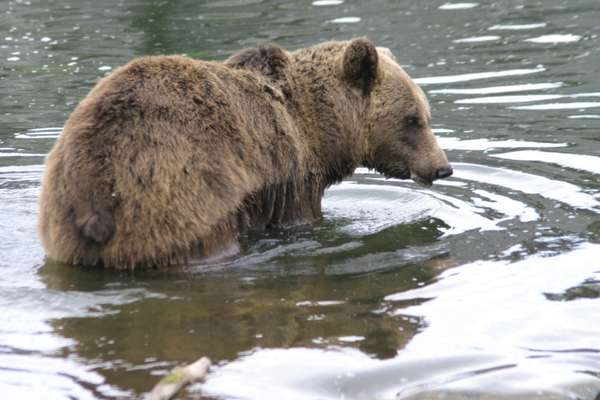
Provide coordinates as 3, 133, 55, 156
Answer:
38, 254, 453, 396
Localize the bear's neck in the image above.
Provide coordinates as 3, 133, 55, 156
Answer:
289, 52, 368, 187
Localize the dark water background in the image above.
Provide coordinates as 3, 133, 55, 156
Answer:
2, 0, 600, 399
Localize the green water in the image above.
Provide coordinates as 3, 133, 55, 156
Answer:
2, 0, 600, 399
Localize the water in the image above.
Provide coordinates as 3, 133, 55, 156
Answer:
2, 0, 600, 399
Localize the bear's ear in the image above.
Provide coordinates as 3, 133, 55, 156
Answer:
338, 38, 380, 92
225, 43, 293, 95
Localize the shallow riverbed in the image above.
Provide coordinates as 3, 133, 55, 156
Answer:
1, 0, 600, 399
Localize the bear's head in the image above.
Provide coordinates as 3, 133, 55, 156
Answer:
338, 38, 453, 187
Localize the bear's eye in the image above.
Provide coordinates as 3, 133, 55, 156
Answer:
406, 117, 419, 127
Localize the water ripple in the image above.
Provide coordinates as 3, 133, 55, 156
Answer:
414, 68, 545, 85
197, 12, 262, 19
512, 102, 600, 110
312, 0, 343, 5
453, 36, 501, 43
322, 182, 442, 235
488, 23, 547, 30
0, 165, 44, 184
492, 151, 600, 175
453, 163, 599, 210
439, 3, 479, 10
525, 34, 582, 43
387, 243, 600, 354
430, 82, 563, 95
568, 114, 600, 119
456, 92, 600, 104
0, 153, 46, 158
438, 137, 566, 151
202, 0, 264, 7
330, 17, 361, 23
14, 127, 62, 139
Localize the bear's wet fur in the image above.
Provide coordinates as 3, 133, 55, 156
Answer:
39, 38, 452, 268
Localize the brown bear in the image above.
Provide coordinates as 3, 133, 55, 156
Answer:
38, 38, 453, 268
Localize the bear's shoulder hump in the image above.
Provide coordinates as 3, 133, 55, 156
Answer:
225, 43, 291, 83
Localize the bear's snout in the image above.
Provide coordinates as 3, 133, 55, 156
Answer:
435, 164, 453, 180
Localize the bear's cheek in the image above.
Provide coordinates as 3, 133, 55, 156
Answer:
371, 141, 412, 179
380, 131, 442, 185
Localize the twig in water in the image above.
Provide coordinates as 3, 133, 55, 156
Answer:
145, 356, 211, 400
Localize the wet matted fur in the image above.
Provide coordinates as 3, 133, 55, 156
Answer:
39, 38, 452, 268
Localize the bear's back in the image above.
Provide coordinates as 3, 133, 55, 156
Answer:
39, 55, 307, 267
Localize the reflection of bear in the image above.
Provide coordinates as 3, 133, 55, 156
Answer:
39, 38, 452, 268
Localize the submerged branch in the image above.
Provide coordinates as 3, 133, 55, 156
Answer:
145, 356, 211, 400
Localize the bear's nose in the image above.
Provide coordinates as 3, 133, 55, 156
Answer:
435, 164, 453, 180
